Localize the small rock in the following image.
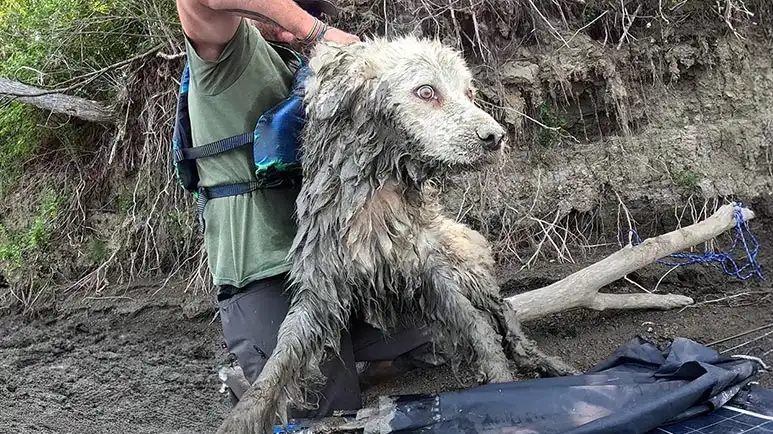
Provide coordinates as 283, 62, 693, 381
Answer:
164, 372, 183, 383
500, 61, 540, 86
94, 351, 121, 360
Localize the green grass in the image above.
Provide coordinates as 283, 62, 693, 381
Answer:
673, 168, 701, 191
27, 188, 63, 249
0, 0, 178, 197
0, 103, 42, 194
0, 224, 22, 264
86, 237, 109, 264
0, 0, 162, 90
0, 187, 65, 271
535, 98, 568, 147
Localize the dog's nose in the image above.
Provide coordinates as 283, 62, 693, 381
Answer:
476, 125, 504, 151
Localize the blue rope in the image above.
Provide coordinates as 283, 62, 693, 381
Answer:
628, 202, 764, 281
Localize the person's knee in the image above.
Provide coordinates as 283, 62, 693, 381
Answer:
217, 279, 364, 415
217, 275, 290, 383
351, 321, 451, 385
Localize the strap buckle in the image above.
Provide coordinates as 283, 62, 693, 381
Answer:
173, 147, 184, 163
196, 187, 208, 232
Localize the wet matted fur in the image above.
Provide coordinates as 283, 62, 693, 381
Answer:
216, 35, 578, 434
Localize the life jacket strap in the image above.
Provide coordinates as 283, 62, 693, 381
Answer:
174, 132, 253, 163
196, 181, 264, 231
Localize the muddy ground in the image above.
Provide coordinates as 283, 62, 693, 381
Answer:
1, 226, 771, 434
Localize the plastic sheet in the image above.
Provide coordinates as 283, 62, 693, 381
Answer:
374, 336, 762, 434
279, 336, 769, 433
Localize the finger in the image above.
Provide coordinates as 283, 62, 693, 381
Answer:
322, 28, 360, 44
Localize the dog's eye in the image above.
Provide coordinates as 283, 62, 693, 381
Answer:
466, 88, 475, 102
416, 85, 435, 101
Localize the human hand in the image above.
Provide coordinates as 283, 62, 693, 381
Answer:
250, 19, 359, 49
249, 18, 295, 44
320, 26, 360, 44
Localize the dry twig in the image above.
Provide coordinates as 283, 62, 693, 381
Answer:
616, 3, 642, 50
707, 323, 773, 347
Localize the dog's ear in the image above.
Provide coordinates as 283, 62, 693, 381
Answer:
305, 43, 380, 120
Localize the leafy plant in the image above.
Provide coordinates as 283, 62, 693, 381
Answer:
0, 102, 41, 194
535, 98, 568, 147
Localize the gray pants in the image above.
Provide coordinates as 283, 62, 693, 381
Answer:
217, 273, 435, 418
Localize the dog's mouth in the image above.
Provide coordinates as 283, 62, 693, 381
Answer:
409, 138, 504, 174
450, 146, 503, 170
478, 147, 504, 164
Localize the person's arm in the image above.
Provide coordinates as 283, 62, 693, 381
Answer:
205, 0, 318, 38
178, 0, 358, 61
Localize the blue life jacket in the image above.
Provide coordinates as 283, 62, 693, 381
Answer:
170, 43, 310, 230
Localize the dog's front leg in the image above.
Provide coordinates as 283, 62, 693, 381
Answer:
431, 218, 579, 378
215, 359, 285, 434
418, 262, 514, 384
216, 291, 343, 434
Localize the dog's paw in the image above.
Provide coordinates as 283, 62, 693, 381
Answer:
489, 368, 515, 383
216, 381, 282, 434
540, 356, 581, 377
215, 409, 259, 434
480, 366, 514, 384
474, 362, 514, 384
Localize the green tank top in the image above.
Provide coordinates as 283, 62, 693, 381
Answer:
184, 20, 298, 288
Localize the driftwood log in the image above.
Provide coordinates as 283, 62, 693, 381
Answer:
0, 78, 114, 124
506, 203, 753, 322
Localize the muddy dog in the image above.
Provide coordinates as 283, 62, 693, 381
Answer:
216, 35, 578, 434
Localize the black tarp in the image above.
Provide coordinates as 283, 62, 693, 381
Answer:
737, 385, 773, 418
277, 336, 769, 433
371, 336, 766, 434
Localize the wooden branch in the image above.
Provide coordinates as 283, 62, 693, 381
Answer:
157, 51, 186, 60
30, 43, 164, 95
587, 293, 693, 311
616, 3, 642, 50
0, 78, 114, 124
506, 204, 755, 322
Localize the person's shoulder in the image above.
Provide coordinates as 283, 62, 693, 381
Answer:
185, 19, 257, 95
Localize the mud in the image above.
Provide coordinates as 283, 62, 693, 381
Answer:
1, 246, 770, 433
0, 286, 229, 434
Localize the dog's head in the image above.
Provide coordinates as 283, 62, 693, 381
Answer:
303, 35, 506, 170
